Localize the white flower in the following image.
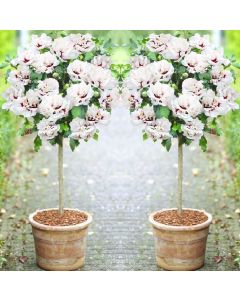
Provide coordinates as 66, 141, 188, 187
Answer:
189, 34, 210, 50
69, 33, 95, 53
121, 88, 142, 110
201, 89, 228, 117
145, 118, 172, 141
148, 82, 175, 106
131, 104, 155, 125
146, 34, 172, 53
8, 66, 30, 87
182, 78, 204, 98
11, 49, 37, 66
182, 52, 208, 73
51, 37, 79, 61
2, 86, 24, 110
86, 105, 111, 125
150, 60, 174, 82
32, 52, 59, 74
37, 78, 59, 98
91, 55, 111, 68
217, 87, 239, 110
172, 94, 202, 121
31, 33, 52, 50
130, 55, 150, 69
39, 94, 70, 120
99, 88, 119, 109
211, 66, 233, 87
37, 118, 60, 140
203, 48, 226, 66
67, 60, 89, 82
13, 89, 40, 117
162, 37, 190, 61
125, 66, 154, 89
182, 119, 204, 140
69, 118, 96, 141
88, 66, 116, 90
66, 82, 93, 107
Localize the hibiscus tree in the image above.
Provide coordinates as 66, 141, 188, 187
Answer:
122, 32, 240, 215
2, 32, 118, 214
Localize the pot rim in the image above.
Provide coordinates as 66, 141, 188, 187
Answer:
29, 208, 92, 231
149, 208, 212, 231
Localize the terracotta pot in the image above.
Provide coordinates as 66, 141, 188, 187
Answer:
29, 208, 92, 271
149, 208, 212, 271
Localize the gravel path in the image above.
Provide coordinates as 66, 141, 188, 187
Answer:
0, 107, 239, 270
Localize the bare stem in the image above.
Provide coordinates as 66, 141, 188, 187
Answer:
177, 137, 183, 215
58, 136, 64, 215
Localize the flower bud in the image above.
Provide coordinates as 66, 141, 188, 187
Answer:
171, 83, 178, 90
182, 72, 188, 79
141, 90, 148, 98
64, 84, 70, 90
94, 90, 100, 98
53, 72, 59, 79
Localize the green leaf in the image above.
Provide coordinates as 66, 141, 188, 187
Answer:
233, 62, 240, 69
84, 52, 94, 61
71, 106, 87, 119
162, 139, 172, 151
154, 105, 170, 119
199, 135, 207, 152
0, 62, 8, 69
147, 52, 157, 61
143, 132, 148, 141
69, 138, 79, 151
93, 132, 99, 141
60, 123, 70, 133
34, 135, 42, 152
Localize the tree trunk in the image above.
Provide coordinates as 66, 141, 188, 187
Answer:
58, 136, 64, 215
177, 136, 183, 215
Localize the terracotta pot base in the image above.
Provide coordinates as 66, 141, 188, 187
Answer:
149, 208, 212, 271
29, 208, 92, 271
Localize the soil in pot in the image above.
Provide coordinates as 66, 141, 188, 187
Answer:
153, 209, 208, 226
33, 209, 88, 226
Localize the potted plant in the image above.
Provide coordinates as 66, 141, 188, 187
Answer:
1, 32, 117, 270
123, 32, 239, 270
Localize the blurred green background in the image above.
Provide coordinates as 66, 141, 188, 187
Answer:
0, 30, 240, 203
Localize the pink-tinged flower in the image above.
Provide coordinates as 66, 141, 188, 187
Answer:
148, 82, 175, 106
182, 119, 204, 140
172, 94, 202, 121
145, 118, 172, 141
201, 89, 229, 117
8, 66, 31, 87
67, 60, 90, 82
182, 78, 205, 98
203, 48, 226, 66
51, 37, 79, 61
16, 89, 40, 117
37, 78, 59, 98
189, 34, 210, 50
150, 60, 174, 82
11, 49, 37, 67
162, 36, 190, 61
69, 34, 95, 53
131, 104, 155, 125
2, 86, 24, 110
182, 52, 208, 73
211, 66, 233, 87
146, 34, 172, 53
38, 94, 70, 120
91, 55, 111, 69
125, 66, 155, 89
86, 105, 111, 125
121, 88, 142, 110
37, 118, 60, 140
88, 66, 116, 90
31, 33, 52, 50
66, 82, 93, 107
33, 52, 59, 74
130, 55, 150, 69
217, 87, 240, 110
99, 88, 119, 110
69, 118, 96, 141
